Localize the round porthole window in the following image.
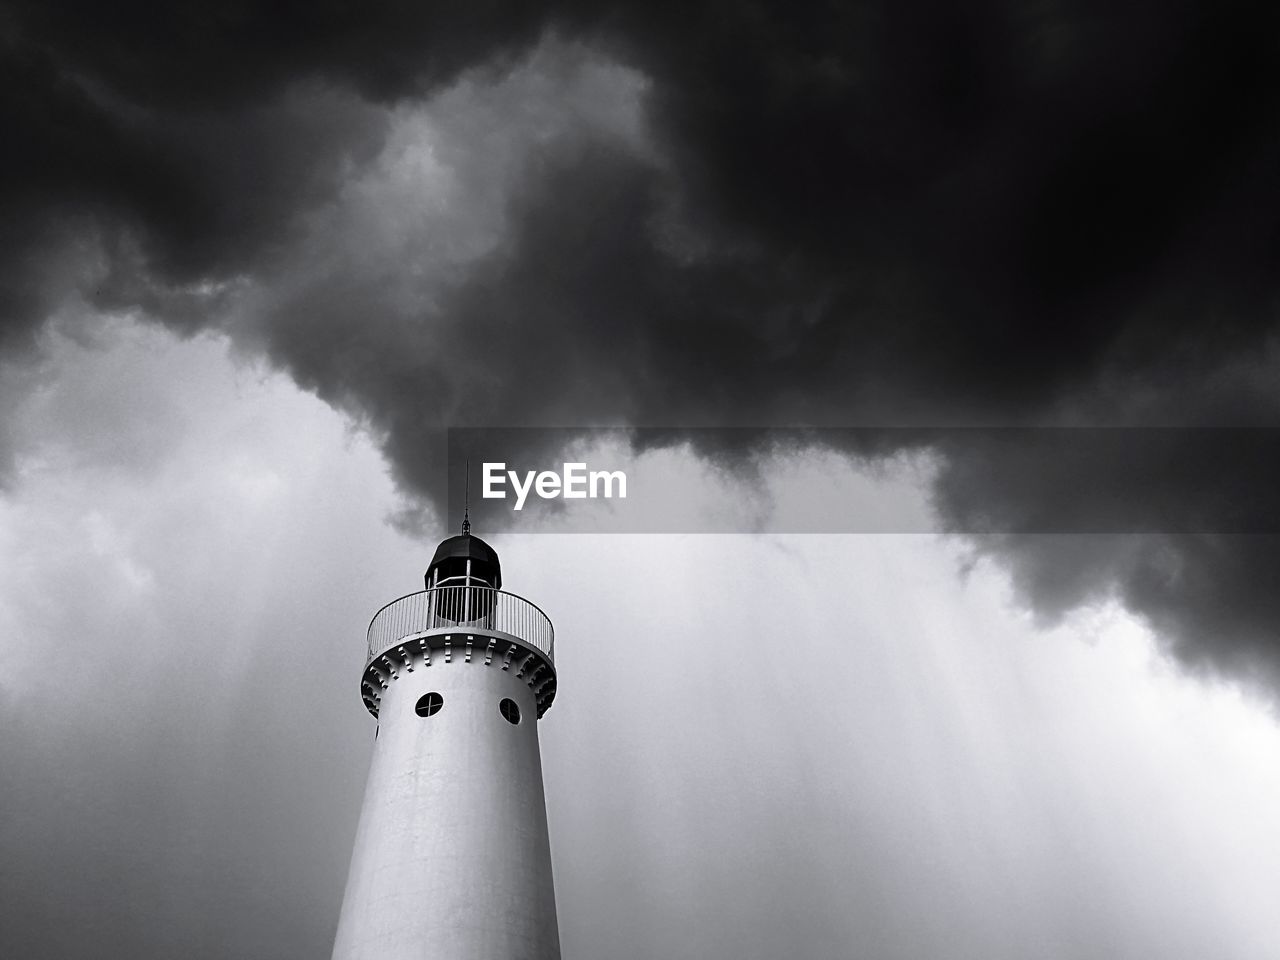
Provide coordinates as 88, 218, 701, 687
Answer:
499, 698, 521, 725
415, 692, 444, 717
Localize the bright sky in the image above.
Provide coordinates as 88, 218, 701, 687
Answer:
2, 318, 1277, 959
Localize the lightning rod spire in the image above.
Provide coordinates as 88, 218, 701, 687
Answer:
461, 459, 471, 535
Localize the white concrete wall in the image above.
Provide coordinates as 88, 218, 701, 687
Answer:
332, 652, 561, 960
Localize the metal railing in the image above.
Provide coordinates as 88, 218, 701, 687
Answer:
366, 585, 554, 666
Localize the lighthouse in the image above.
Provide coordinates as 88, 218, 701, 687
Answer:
332, 527, 561, 959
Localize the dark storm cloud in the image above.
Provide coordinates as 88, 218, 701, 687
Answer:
4, 1, 1280, 689
931, 429, 1280, 689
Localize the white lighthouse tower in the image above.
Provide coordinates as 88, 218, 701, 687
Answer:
332, 525, 560, 960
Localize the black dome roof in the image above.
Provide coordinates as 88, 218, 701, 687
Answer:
426, 534, 501, 588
